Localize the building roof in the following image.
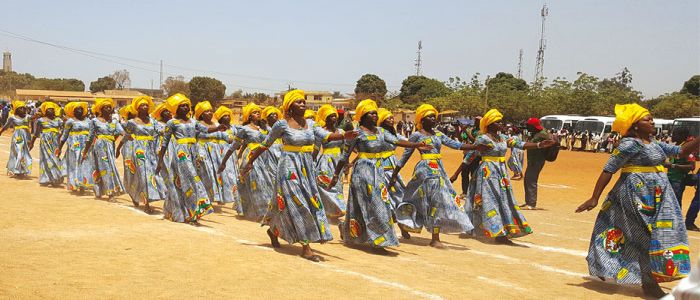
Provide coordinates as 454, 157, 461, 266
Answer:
16, 89, 93, 98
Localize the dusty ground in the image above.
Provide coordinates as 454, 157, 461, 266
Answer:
0, 132, 698, 299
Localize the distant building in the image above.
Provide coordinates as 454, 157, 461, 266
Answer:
15, 89, 147, 107
3, 52, 11, 72
275, 90, 333, 110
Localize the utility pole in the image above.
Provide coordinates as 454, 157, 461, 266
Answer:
159, 60, 163, 91
414, 40, 422, 76
534, 3, 548, 84
517, 49, 524, 79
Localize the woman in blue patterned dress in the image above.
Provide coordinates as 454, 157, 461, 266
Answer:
377, 108, 407, 212
152, 103, 183, 221
262, 106, 283, 164
313, 104, 346, 218
122, 96, 167, 213
576, 104, 699, 298
193, 101, 225, 205
116, 105, 137, 204
0, 101, 32, 178
81, 98, 125, 202
57, 102, 92, 193
155, 93, 214, 225
390, 104, 476, 249
506, 127, 524, 180
241, 90, 355, 262
331, 100, 430, 252
219, 103, 276, 221
29, 101, 64, 186
468, 109, 555, 244
212, 105, 241, 206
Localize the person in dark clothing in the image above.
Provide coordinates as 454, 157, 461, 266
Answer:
520, 117, 552, 210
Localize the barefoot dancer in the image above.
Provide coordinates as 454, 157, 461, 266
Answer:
29, 101, 65, 186
153, 103, 182, 221
116, 105, 137, 204
57, 102, 92, 193
212, 105, 241, 206
377, 108, 407, 213
313, 104, 347, 217
0, 101, 32, 178
193, 101, 225, 205
576, 104, 699, 298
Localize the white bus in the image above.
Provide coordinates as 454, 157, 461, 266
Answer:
672, 117, 700, 138
573, 116, 616, 137
540, 115, 585, 132
653, 118, 674, 135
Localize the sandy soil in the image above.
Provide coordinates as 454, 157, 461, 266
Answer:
0, 132, 697, 299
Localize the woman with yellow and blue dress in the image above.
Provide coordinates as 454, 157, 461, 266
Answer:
262, 106, 283, 164
377, 108, 407, 212
81, 98, 125, 202
212, 105, 241, 206
332, 100, 430, 252
390, 104, 475, 248
30, 101, 65, 186
241, 90, 355, 262
152, 103, 182, 221
155, 93, 214, 225
313, 104, 346, 218
57, 101, 92, 193
116, 105, 137, 204
193, 101, 224, 204
576, 104, 700, 298
122, 96, 167, 213
0, 101, 32, 178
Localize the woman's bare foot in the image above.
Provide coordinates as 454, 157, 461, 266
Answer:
495, 236, 515, 245
301, 245, 320, 262
642, 281, 666, 298
267, 229, 281, 248
430, 233, 446, 249
143, 203, 153, 214
108, 196, 117, 203
400, 226, 411, 239
190, 220, 201, 227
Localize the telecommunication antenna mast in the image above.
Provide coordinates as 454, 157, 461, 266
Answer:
534, 3, 548, 83
517, 49, 524, 79
414, 40, 422, 76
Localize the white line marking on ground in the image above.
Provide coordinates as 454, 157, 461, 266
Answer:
539, 183, 573, 189
687, 235, 700, 241
514, 241, 588, 257
539, 222, 561, 227
563, 218, 594, 224
476, 276, 527, 291
529, 262, 589, 277
315, 263, 444, 300
538, 231, 590, 242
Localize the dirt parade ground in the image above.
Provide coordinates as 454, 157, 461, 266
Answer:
0, 132, 697, 299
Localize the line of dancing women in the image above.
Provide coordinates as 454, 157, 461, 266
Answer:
1, 91, 697, 297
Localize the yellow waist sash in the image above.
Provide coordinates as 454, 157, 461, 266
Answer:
421, 153, 441, 160
15, 125, 29, 130
247, 142, 262, 150
358, 152, 384, 159
176, 137, 196, 144
482, 156, 506, 163
282, 144, 314, 153
42, 128, 60, 133
621, 165, 666, 173
70, 130, 89, 135
322, 147, 341, 155
97, 135, 115, 141
133, 135, 154, 141
381, 151, 395, 159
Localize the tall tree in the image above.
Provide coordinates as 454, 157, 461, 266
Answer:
189, 76, 226, 106
354, 74, 387, 101
162, 75, 190, 97
89, 76, 117, 93
399, 75, 449, 108
681, 75, 700, 96
110, 69, 131, 90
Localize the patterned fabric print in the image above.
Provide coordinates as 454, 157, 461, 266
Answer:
36, 118, 65, 184
156, 121, 184, 222
61, 119, 93, 190
396, 131, 474, 234
468, 134, 532, 238
212, 127, 241, 204
124, 119, 167, 203
162, 119, 214, 222
507, 135, 524, 174
379, 130, 406, 210
586, 137, 690, 284
237, 125, 277, 220
88, 118, 125, 197
262, 119, 333, 244
194, 123, 223, 203
4, 116, 32, 175
313, 126, 346, 217
339, 128, 399, 247
121, 122, 137, 201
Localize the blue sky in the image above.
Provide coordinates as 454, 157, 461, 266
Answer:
0, 0, 697, 98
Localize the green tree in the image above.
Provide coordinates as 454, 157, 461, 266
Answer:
162, 76, 190, 98
0, 71, 35, 92
681, 75, 700, 96
89, 76, 117, 93
650, 92, 700, 119
399, 75, 449, 108
484, 72, 529, 120
31, 78, 84, 91
188, 76, 226, 106
354, 74, 387, 101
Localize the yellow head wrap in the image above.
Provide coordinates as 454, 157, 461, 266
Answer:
415, 104, 439, 130
119, 105, 136, 120
480, 109, 504, 133
304, 109, 316, 120
164, 93, 192, 116
213, 106, 233, 122
65, 101, 88, 118
151, 103, 168, 121
10, 100, 26, 115
131, 96, 155, 114
377, 108, 393, 126
612, 103, 650, 136
39, 101, 60, 116
194, 101, 213, 120
315, 105, 338, 127
92, 98, 115, 116
242, 102, 261, 123
353, 99, 378, 122
262, 106, 282, 121
282, 90, 306, 117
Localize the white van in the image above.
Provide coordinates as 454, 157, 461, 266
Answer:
654, 118, 674, 135
672, 117, 700, 138
573, 116, 616, 137
540, 115, 585, 132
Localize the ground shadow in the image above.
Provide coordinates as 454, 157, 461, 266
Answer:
337, 242, 400, 257
567, 279, 646, 298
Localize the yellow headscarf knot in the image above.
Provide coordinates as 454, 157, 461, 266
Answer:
10, 100, 26, 115
480, 109, 504, 133
131, 96, 155, 114
612, 103, 650, 136
304, 109, 316, 120
194, 101, 213, 120
39, 101, 61, 116
65, 101, 88, 118
315, 105, 338, 127
242, 102, 261, 123
213, 106, 233, 122
151, 103, 168, 121
92, 98, 115, 116
415, 104, 439, 130
119, 105, 136, 120
164, 93, 191, 116
353, 99, 378, 122
377, 108, 393, 126
282, 90, 306, 117
262, 106, 282, 121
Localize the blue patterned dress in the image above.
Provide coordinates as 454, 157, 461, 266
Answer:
61, 118, 93, 191
161, 118, 214, 222
120, 122, 137, 202
313, 126, 346, 217
507, 135, 524, 175
236, 125, 277, 220
123, 119, 167, 203
34, 117, 65, 184
3, 116, 32, 176
195, 123, 223, 204
468, 134, 532, 238
156, 121, 181, 221
88, 118, 125, 197
262, 119, 332, 244
212, 127, 241, 204
396, 130, 473, 234
586, 137, 690, 284
339, 127, 399, 247
379, 129, 406, 210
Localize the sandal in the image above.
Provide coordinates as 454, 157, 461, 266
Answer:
301, 254, 321, 262
267, 229, 281, 248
